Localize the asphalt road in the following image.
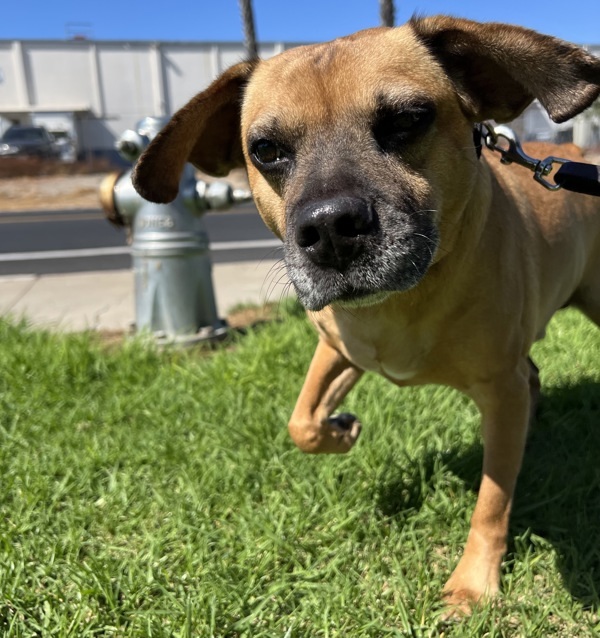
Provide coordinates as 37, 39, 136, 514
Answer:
0, 204, 282, 276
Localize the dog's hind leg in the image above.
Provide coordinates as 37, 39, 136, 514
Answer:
288, 338, 363, 454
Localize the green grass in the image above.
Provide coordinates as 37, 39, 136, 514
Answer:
0, 302, 598, 637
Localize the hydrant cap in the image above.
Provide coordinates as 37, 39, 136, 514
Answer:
99, 171, 127, 227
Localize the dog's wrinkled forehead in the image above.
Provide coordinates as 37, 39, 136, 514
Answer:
241, 26, 450, 134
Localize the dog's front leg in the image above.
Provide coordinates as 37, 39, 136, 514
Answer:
288, 338, 363, 453
443, 360, 531, 611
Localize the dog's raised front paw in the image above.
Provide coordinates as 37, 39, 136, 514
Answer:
288, 413, 361, 454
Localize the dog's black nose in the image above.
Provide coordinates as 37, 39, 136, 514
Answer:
294, 197, 375, 270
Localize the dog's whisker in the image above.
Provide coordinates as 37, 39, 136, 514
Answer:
260, 254, 287, 301
263, 267, 289, 305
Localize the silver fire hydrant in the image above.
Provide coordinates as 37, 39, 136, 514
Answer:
99, 116, 251, 344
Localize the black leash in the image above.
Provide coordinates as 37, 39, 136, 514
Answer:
554, 162, 600, 197
473, 122, 600, 197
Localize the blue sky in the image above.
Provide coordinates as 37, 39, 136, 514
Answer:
2, 0, 600, 45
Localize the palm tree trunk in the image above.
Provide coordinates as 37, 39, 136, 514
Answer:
379, 0, 395, 27
239, 0, 259, 60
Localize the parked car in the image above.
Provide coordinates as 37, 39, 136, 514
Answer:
0, 125, 61, 159
50, 130, 77, 162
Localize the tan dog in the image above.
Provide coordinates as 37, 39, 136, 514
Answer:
133, 16, 600, 610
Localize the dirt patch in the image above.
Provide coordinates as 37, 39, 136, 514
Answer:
95, 302, 279, 351
0, 173, 108, 212
0, 157, 114, 179
226, 302, 279, 330
0, 166, 250, 213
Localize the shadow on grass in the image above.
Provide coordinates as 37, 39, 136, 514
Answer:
514, 379, 600, 609
375, 378, 600, 609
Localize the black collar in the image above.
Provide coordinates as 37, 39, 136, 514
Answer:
473, 123, 484, 160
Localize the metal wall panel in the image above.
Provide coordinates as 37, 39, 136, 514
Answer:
161, 45, 216, 114
24, 42, 93, 108
0, 43, 22, 109
216, 44, 248, 74
97, 44, 156, 118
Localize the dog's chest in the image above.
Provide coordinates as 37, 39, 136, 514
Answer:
343, 336, 428, 382
314, 310, 433, 382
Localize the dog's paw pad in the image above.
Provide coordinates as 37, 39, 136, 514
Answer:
328, 414, 362, 448
330, 412, 357, 431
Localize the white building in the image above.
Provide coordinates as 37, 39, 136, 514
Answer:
0, 39, 598, 160
0, 39, 295, 160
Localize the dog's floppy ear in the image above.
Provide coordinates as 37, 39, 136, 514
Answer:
411, 15, 600, 124
132, 60, 257, 204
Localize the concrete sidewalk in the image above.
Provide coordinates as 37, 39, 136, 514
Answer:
0, 259, 290, 332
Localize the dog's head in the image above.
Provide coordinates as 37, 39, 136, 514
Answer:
133, 16, 600, 311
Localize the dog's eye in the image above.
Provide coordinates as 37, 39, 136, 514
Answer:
250, 139, 292, 168
394, 112, 426, 129
372, 104, 435, 153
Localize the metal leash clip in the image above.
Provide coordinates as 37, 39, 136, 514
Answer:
481, 122, 569, 191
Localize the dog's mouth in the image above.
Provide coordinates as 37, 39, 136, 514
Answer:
335, 288, 393, 307
284, 250, 435, 311
284, 203, 439, 311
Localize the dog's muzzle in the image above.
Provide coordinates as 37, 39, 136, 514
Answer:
285, 195, 438, 311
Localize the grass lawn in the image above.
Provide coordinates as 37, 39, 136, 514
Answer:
0, 301, 598, 637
